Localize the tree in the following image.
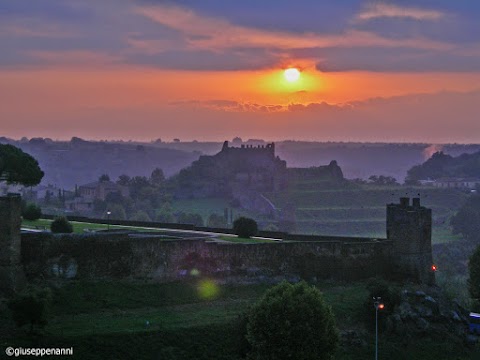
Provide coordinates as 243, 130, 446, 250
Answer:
469, 245, 480, 305
177, 212, 204, 226
150, 168, 165, 186
368, 175, 398, 186
0, 144, 44, 186
8, 286, 52, 333
451, 195, 480, 240
108, 203, 127, 220
207, 213, 227, 228
51, 217, 73, 233
363, 278, 400, 331
99, 174, 110, 182
130, 210, 151, 222
116, 174, 131, 186
22, 203, 42, 221
155, 203, 174, 223
233, 217, 258, 238
246, 281, 338, 360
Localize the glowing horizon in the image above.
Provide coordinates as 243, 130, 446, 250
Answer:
1, 1, 480, 143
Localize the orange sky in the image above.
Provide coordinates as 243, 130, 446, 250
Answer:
1, 1, 480, 142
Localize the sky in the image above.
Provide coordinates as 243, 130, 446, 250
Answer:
1, 0, 480, 143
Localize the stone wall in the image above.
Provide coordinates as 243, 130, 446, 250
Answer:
0, 195, 434, 286
21, 232, 394, 283
0, 194, 25, 294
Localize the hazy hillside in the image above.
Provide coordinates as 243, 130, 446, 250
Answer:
407, 150, 480, 181
0, 138, 200, 189
2, 137, 480, 189
150, 140, 480, 182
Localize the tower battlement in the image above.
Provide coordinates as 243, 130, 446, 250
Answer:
221, 141, 275, 157
387, 197, 434, 284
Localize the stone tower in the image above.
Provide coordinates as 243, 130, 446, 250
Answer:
0, 193, 25, 294
387, 197, 435, 284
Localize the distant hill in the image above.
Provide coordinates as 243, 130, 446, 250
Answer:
0, 138, 199, 189
406, 150, 480, 182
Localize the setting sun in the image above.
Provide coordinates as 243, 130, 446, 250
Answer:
284, 68, 300, 82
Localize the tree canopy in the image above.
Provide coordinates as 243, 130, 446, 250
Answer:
233, 217, 258, 238
0, 144, 44, 186
450, 195, 480, 240
246, 281, 338, 360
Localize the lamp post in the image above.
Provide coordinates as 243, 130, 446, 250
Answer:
107, 211, 111, 231
373, 297, 384, 360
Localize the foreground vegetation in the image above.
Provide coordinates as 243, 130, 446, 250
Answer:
1, 280, 479, 360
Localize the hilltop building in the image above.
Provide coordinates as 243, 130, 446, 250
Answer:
173, 140, 344, 200
65, 179, 129, 212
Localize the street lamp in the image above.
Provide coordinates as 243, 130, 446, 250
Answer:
373, 297, 384, 360
107, 211, 111, 231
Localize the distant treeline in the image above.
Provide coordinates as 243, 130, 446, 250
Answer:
406, 150, 480, 182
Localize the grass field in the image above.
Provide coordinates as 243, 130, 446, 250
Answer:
22, 219, 167, 234
217, 235, 277, 243
2, 280, 478, 360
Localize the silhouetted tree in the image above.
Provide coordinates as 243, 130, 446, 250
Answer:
131, 210, 151, 222
451, 195, 480, 240
8, 286, 52, 334
51, 217, 73, 233
246, 281, 338, 360
116, 174, 131, 186
99, 174, 110, 182
233, 217, 258, 238
22, 203, 42, 221
0, 144, 44, 186
108, 203, 127, 220
150, 168, 165, 186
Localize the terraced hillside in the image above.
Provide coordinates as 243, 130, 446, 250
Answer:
265, 184, 467, 241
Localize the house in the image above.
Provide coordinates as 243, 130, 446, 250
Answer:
78, 180, 129, 201
66, 179, 129, 212
433, 178, 480, 189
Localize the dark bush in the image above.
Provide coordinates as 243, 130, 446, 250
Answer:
22, 203, 42, 221
51, 216, 73, 233
364, 278, 400, 331
233, 217, 258, 238
8, 286, 52, 333
246, 281, 338, 360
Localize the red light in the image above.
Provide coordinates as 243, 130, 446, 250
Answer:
378, 303, 385, 310
431, 265, 437, 272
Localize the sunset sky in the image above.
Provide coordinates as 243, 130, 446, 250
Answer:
1, 0, 480, 143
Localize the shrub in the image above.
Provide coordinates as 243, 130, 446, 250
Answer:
22, 203, 42, 221
469, 245, 480, 305
364, 278, 400, 331
233, 217, 258, 238
246, 281, 338, 360
8, 286, 52, 333
50, 217, 73, 233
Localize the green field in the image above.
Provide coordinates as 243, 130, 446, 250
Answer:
2, 280, 478, 360
217, 235, 277, 243
21, 219, 186, 235
171, 197, 255, 220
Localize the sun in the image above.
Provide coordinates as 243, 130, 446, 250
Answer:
284, 68, 300, 82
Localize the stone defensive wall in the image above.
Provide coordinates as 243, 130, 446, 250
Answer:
21, 232, 393, 283
0, 195, 434, 292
